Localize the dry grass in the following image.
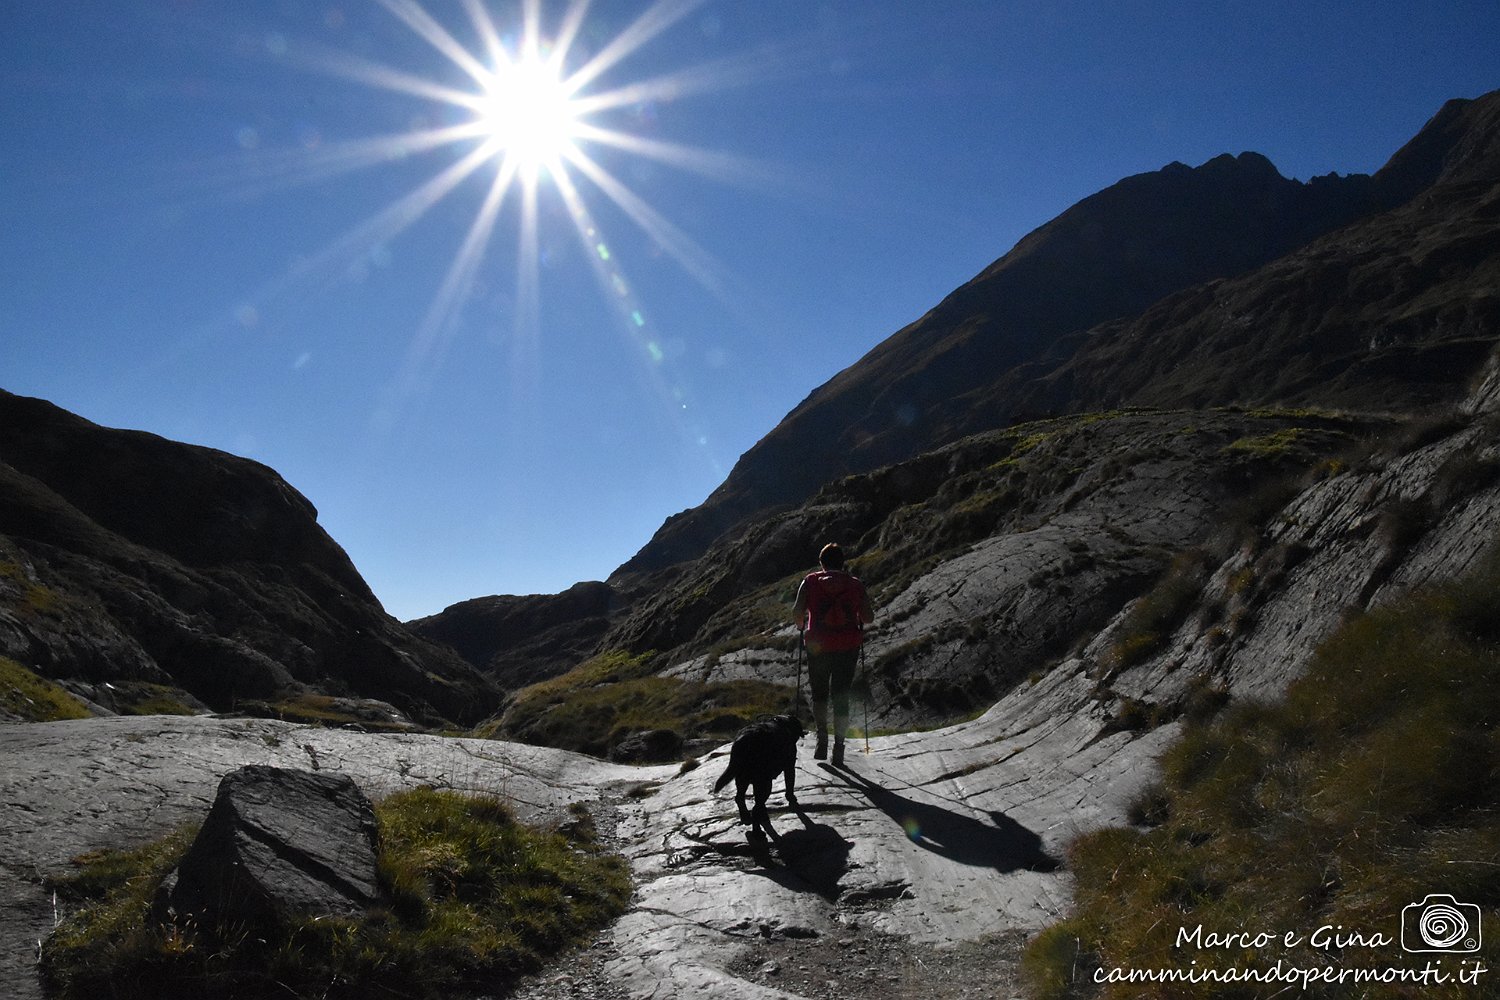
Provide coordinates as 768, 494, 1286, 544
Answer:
1024, 549, 1500, 999
236, 692, 413, 731
1100, 549, 1214, 674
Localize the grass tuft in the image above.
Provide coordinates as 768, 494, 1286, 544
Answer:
1101, 549, 1214, 673
117, 683, 202, 716
42, 788, 631, 999
237, 692, 413, 731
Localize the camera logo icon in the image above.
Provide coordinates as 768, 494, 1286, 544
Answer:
1402, 895, 1481, 953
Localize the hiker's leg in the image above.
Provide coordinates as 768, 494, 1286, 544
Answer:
807, 651, 832, 757
829, 649, 858, 764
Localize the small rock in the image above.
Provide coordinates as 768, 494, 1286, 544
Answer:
608, 729, 683, 763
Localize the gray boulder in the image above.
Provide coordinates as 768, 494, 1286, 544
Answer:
610, 728, 684, 763
155, 765, 384, 930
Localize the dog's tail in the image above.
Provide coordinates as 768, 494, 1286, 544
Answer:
712, 761, 735, 793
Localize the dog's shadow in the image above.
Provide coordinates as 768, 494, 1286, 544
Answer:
740, 799, 855, 900
823, 761, 1058, 873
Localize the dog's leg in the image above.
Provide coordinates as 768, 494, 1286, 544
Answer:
750, 776, 774, 839
734, 776, 753, 824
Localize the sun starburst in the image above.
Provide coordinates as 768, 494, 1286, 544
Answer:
267, 0, 778, 429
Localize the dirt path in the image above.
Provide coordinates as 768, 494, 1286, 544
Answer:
505, 923, 1027, 1000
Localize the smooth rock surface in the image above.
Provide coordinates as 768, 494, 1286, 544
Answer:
5, 699, 1119, 999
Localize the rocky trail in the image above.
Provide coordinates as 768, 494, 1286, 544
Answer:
0, 663, 1151, 1000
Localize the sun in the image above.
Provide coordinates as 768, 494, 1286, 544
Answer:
475, 50, 582, 173
272, 0, 773, 429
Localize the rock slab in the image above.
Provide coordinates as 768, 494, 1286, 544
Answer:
156, 764, 383, 929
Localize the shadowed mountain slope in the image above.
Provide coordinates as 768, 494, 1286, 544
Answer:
613, 90, 1500, 585
0, 390, 500, 726
602, 406, 1390, 721
407, 581, 618, 690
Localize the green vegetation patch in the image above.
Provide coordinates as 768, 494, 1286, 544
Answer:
42, 788, 630, 1000
0, 558, 64, 617
1239, 406, 1347, 422
115, 683, 201, 717
1222, 427, 1312, 459
1222, 420, 1355, 465
0, 655, 90, 721
496, 650, 790, 756
1024, 552, 1500, 999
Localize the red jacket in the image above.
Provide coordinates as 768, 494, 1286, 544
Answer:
796, 570, 871, 654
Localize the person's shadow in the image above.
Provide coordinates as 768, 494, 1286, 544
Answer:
823, 761, 1058, 872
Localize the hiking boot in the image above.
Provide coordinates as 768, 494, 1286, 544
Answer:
814, 736, 828, 760
831, 741, 845, 767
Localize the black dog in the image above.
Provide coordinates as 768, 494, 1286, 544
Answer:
713, 714, 804, 840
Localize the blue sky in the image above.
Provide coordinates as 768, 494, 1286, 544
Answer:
3, 2, 1496, 620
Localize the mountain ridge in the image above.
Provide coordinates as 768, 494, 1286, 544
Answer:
610, 90, 1500, 586
0, 389, 501, 726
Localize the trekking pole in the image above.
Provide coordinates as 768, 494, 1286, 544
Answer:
861, 642, 871, 755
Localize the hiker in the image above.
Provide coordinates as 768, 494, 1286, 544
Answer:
793, 542, 873, 766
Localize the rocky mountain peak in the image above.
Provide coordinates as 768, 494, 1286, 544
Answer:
1373, 93, 1500, 196
613, 93, 1500, 585
408, 580, 618, 689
